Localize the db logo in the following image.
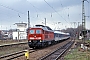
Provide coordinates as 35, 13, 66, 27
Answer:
34, 35, 36, 38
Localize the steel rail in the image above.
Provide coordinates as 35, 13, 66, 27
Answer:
39, 41, 74, 60
55, 41, 74, 60
0, 48, 35, 60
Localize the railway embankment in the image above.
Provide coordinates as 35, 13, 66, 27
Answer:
0, 39, 27, 45
64, 40, 90, 60
0, 40, 29, 56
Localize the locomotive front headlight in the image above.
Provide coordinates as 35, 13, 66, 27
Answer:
40, 40, 42, 42
29, 40, 31, 42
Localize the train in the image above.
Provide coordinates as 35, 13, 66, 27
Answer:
27, 25, 70, 48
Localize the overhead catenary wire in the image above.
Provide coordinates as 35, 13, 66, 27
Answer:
23, 2, 52, 24
43, 0, 71, 29
0, 4, 25, 15
28, 2, 58, 26
0, 3, 44, 22
59, 0, 70, 20
28, 2, 39, 18
0, 1, 69, 26
28, 2, 54, 19
43, 0, 70, 25
0, 3, 45, 29
28, 2, 42, 17
28, 1, 57, 26
59, 0, 81, 28
0, 1, 81, 29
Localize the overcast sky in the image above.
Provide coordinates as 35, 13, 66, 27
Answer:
0, 0, 90, 30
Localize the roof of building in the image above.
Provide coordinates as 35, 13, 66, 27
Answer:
14, 23, 27, 25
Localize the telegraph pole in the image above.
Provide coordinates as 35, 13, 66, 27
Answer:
78, 22, 80, 39
71, 22, 76, 28
28, 11, 30, 28
45, 18, 46, 26
73, 22, 76, 40
73, 22, 76, 29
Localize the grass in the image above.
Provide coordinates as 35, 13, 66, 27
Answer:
85, 40, 90, 43
0, 47, 22, 56
0, 39, 29, 56
64, 47, 90, 60
0, 44, 28, 56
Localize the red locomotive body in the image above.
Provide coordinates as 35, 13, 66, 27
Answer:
27, 25, 54, 48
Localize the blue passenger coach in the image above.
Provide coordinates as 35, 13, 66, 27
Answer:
54, 31, 70, 41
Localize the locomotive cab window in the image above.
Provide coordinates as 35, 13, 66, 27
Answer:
36, 30, 41, 34
30, 30, 34, 34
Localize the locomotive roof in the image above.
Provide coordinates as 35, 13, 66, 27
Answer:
35, 25, 45, 27
31, 25, 53, 32
54, 30, 70, 35
54, 31, 64, 34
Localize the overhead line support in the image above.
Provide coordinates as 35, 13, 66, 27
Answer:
28, 11, 30, 28
82, 0, 88, 45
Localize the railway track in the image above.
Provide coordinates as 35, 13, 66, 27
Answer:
0, 48, 36, 60
39, 41, 74, 60
0, 41, 29, 56
0, 42, 27, 47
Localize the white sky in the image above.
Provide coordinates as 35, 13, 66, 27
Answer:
0, 0, 90, 30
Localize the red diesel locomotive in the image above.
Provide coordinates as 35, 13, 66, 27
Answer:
27, 25, 54, 48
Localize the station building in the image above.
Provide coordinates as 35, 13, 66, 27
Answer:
12, 23, 27, 40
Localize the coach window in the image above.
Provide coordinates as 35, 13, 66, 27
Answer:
30, 30, 34, 34
36, 30, 41, 34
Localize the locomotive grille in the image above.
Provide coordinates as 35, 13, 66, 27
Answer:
32, 40, 40, 43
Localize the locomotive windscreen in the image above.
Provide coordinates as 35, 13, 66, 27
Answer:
36, 30, 41, 34
29, 29, 41, 34
30, 30, 34, 34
